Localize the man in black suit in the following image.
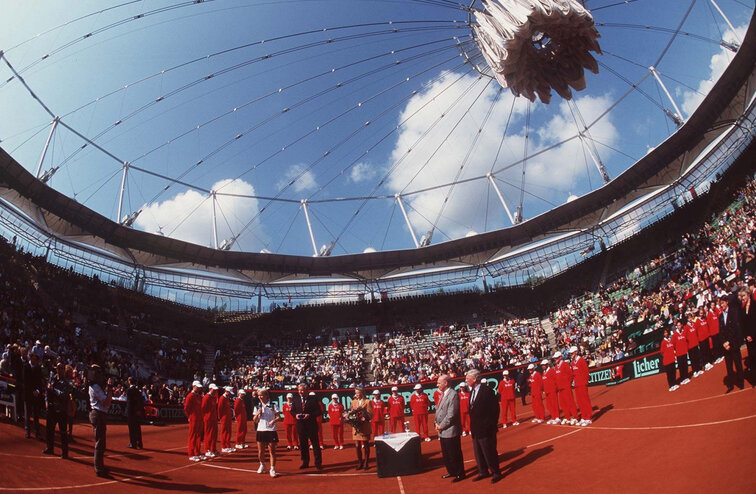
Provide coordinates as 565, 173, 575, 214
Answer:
289, 382, 322, 470
465, 369, 501, 483
23, 352, 43, 439
125, 377, 144, 448
719, 294, 745, 391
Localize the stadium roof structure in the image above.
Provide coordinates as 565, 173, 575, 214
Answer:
0, 7, 754, 304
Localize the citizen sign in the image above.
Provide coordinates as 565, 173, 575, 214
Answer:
632, 356, 661, 378
588, 368, 613, 385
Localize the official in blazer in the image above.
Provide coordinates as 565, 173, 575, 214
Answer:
719, 294, 745, 391
465, 369, 502, 483
434, 374, 464, 482
289, 383, 323, 469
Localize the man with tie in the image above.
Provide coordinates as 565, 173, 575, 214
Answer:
465, 369, 502, 484
434, 374, 464, 482
719, 294, 745, 391
289, 382, 323, 470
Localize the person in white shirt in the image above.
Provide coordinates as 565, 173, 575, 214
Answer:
254, 388, 280, 478
88, 365, 113, 478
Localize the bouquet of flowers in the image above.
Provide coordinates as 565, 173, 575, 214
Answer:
345, 407, 371, 429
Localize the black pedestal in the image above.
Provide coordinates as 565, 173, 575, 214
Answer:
375, 433, 422, 477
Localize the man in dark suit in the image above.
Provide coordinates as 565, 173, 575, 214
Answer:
434, 374, 464, 482
289, 382, 322, 470
719, 294, 745, 391
126, 377, 144, 449
23, 352, 43, 439
465, 369, 501, 483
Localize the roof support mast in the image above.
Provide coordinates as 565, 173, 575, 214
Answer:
650, 66, 685, 126
486, 173, 515, 225
35, 117, 59, 178
211, 191, 219, 249
395, 194, 420, 248
710, 0, 740, 41
116, 161, 130, 224
301, 199, 318, 256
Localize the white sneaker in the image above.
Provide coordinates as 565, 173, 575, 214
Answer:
693, 371, 701, 378
339, 445, 344, 450
199, 455, 207, 461
286, 446, 292, 451
704, 363, 713, 371
681, 378, 690, 385
501, 424, 507, 429
512, 421, 519, 426
333, 445, 339, 450
309, 445, 313, 450
424, 437, 431, 442
531, 418, 539, 423
190, 456, 200, 462
205, 451, 216, 458
224, 448, 235, 454
670, 385, 679, 391
582, 420, 592, 426
293, 446, 299, 450
243, 444, 249, 449
715, 357, 724, 364
235, 444, 243, 449
569, 419, 578, 426
461, 431, 467, 436
269, 467, 277, 478
257, 463, 265, 474
320, 445, 324, 450
561, 419, 568, 425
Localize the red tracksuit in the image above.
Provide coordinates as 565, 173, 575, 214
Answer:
202, 392, 218, 453
543, 367, 558, 420
218, 394, 233, 450
459, 390, 470, 433
555, 360, 578, 420
694, 317, 710, 346
327, 402, 344, 447
661, 338, 676, 365
388, 395, 405, 432
684, 323, 699, 350
183, 391, 203, 457
433, 389, 442, 409
707, 308, 721, 336
497, 377, 517, 424
234, 397, 247, 446
371, 398, 386, 436
571, 355, 592, 420
282, 401, 296, 447
410, 392, 430, 439
528, 371, 545, 421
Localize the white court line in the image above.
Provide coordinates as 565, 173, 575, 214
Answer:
586, 413, 756, 430
200, 462, 373, 477
612, 387, 753, 411
397, 476, 406, 494
0, 463, 196, 491
462, 428, 582, 464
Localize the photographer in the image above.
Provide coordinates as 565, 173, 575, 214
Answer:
88, 364, 113, 478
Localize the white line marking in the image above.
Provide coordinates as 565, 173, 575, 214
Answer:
397, 476, 406, 494
0, 463, 195, 491
0, 445, 186, 460
586, 413, 756, 430
200, 462, 373, 477
612, 387, 753, 411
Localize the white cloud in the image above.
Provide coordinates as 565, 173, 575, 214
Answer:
383, 71, 617, 240
134, 178, 263, 248
681, 25, 747, 117
349, 162, 377, 183
277, 164, 318, 193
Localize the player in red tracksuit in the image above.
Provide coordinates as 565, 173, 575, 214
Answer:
684, 316, 703, 377
202, 384, 219, 457
327, 394, 345, 449
433, 389, 442, 409
527, 363, 545, 423
388, 387, 405, 433
707, 302, 723, 363
673, 319, 690, 384
569, 347, 592, 425
370, 390, 386, 436
410, 385, 430, 441
183, 381, 204, 461
542, 359, 559, 424
218, 387, 234, 453
497, 370, 518, 427
234, 389, 248, 449
554, 352, 578, 425
458, 383, 471, 435
695, 307, 713, 369
282, 393, 297, 450
660, 329, 679, 392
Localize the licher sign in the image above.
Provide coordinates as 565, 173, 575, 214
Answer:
632, 354, 662, 379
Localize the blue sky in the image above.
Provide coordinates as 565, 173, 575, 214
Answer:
0, 0, 752, 257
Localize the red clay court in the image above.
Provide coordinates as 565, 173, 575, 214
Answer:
2, 364, 754, 493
